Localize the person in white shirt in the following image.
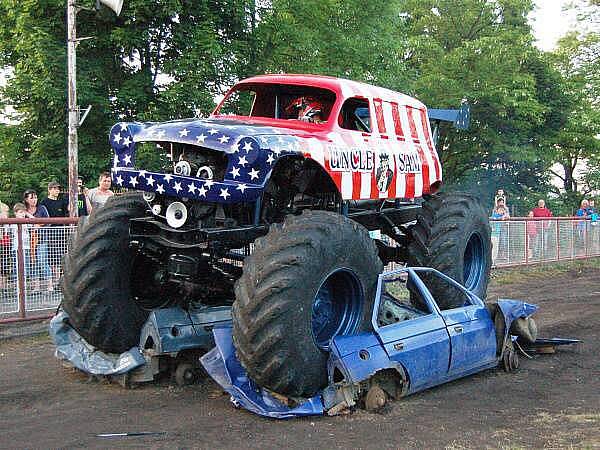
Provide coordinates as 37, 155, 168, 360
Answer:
10, 203, 33, 283
87, 171, 115, 212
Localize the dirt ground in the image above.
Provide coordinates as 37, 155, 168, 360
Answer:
1, 261, 599, 449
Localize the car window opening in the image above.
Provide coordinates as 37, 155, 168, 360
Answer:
339, 98, 371, 132
378, 272, 430, 327
217, 84, 336, 124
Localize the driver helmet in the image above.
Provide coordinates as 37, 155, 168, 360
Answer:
285, 96, 324, 122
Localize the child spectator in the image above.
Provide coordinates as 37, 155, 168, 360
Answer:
526, 211, 538, 259
10, 203, 33, 285
40, 181, 68, 217
491, 199, 510, 261
40, 181, 68, 287
0, 202, 10, 289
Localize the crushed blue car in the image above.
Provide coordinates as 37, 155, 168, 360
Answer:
202, 267, 578, 418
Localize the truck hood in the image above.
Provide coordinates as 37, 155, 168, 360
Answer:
109, 118, 310, 204
109, 118, 307, 155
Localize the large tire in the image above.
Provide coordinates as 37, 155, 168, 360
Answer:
232, 210, 383, 397
61, 192, 149, 353
408, 192, 492, 308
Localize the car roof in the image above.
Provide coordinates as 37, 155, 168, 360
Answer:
236, 74, 426, 110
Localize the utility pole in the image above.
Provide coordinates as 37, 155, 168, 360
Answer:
67, 0, 79, 218
66, 0, 123, 218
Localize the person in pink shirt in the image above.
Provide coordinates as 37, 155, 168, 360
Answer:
530, 199, 553, 259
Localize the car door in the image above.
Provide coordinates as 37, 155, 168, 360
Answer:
373, 270, 451, 393
414, 269, 497, 375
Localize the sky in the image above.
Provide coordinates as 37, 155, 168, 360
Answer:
530, 0, 580, 51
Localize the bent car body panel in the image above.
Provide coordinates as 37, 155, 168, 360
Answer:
496, 299, 539, 329
327, 333, 397, 385
376, 314, 451, 392
200, 326, 324, 419
441, 304, 497, 374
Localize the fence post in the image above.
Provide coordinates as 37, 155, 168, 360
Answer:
571, 219, 575, 260
585, 220, 589, 258
524, 219, 529, 265
555, 219, 560, 262
506, 221, 511, 264
16, 224, 26, 319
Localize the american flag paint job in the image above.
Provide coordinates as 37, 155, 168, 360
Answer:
110, 75, 442, 204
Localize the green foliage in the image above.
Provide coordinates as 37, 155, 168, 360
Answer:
0, 0, 597, 216
544, 26, 600, 205
0, 0, 258, 206
397, 0, 560, 205
255, 0, 411, 88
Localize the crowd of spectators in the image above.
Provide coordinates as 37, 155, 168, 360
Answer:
0, 172, 114, 291
490, 192, 598, 261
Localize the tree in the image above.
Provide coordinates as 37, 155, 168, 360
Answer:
0, 0, 258, 206
393, 0, 570, 212
0, 0, 596, 214
545, 17, 600, 208
255, 0, 411, 88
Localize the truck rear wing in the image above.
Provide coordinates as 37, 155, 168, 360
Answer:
428, 101, 470, 146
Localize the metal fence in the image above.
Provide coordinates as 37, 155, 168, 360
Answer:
491, 217, 600, 267
0, 217, 77, 322
0, 216, 598, 323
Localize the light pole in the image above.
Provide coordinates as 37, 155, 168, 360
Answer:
66, 0, 123, 217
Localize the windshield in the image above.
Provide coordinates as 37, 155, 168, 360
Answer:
215, 83, 337, 124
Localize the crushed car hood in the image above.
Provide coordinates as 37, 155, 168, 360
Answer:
50, 312, 145, 375
200, 326, 324, 419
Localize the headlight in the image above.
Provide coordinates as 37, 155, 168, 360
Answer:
196, 165, 214, 179
174, 161, 192, 176
165, 201, 188, 228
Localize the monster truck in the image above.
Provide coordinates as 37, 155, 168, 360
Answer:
62, 74, 491, 397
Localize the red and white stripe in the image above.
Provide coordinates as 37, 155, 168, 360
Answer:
302, 79, 443, 201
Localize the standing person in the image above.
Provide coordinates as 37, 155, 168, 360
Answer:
576, 199, 593, 217
40, 181, 68, 287
494, 189, 510, 216
491, 199, 510, 261
88, 172, 114, 212
22, 189, 53, 291
589, 200, 599, 249
75, 177, 92, 226
526, 211, 538, 259
575, 199, 593, 250
10, 203, 33, 290
531, 199, 553, 259
0, 201, 10, 289
40, 181, 68, 217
